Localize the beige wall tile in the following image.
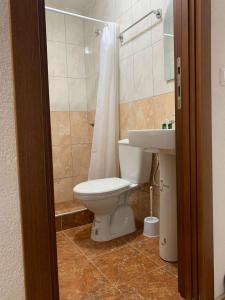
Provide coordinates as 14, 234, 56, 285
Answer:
87, 111, 96, 143
72, 144, 91, 177
51, 112, 71, 146
70, 112, 90, 144
52, 145, 73, 179
54, 177, 74, 203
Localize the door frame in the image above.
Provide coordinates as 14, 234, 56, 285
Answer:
9, 0, 213, 299
10, 0, 59, 299
174, 0, 214, 299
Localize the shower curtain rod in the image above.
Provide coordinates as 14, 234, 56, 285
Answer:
45, 6, 110, 25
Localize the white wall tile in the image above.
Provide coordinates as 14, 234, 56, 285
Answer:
120, 55, 134, 103
47, 41, 67, 77
46, 11, 65, 43
133, 46, 153, 100
152, 39, 174, 96
115, 0, 132, 19
151, 0, 170, 44
86, 75, 98, 111
68, 78, 87, 111
49, 77, 69, 111
67, 45, 86, 78
65, 16, 84, 46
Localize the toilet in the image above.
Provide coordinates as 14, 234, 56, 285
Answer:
73, 139, 152, 242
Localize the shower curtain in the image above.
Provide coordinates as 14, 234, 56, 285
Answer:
88, 23, 119, 180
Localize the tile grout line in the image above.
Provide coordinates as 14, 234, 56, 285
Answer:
61, 228, 177, 294
60, 231, 129, 298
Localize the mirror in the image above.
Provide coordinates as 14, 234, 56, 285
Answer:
163, 0, 174, 81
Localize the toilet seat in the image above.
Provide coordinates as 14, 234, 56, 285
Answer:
74, 177, 131, 200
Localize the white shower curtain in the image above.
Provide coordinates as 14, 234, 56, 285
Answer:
88, 23, 119, 180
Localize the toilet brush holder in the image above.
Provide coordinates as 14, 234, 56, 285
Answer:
143, 185, 159, 237
143, 216, 159, 237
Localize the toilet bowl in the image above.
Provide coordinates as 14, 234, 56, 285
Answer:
73, 139, 152, 241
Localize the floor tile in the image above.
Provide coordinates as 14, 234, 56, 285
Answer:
64, 225, 145, 259
131, 237, 168, 267
57, 228, 179, 300
57, 233, 121, 300
91, 246, 160, 286
117, 268, 181, 300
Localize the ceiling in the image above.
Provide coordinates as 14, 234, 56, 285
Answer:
45, 0, 93, 13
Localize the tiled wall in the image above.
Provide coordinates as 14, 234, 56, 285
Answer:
46, 1, 175, 223
84, 0, 174, 109
46, 11, 91, 204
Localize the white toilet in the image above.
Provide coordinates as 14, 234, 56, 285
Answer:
73, 139, 152, 241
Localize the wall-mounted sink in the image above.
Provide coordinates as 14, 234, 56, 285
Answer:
128, 129, 175, 153
128, 128, 177, 262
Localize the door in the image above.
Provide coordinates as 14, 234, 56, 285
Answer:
174, 0, 214, 299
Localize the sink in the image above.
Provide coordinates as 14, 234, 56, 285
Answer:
128, 128, 177, 262
128, 129, 175, 153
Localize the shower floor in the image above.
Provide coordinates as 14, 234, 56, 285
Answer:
55, 200, 85, 216
57, 224, 182, 299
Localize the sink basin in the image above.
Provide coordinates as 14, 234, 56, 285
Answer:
128, 129, 175, 152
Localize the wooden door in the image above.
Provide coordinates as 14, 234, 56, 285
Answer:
174, 1, 214, 299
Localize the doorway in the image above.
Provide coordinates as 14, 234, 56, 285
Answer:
9, 0, 213, 299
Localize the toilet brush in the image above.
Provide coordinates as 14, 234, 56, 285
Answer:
143, 185, 159, 237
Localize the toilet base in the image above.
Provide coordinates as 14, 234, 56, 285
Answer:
91, 205, 136, 241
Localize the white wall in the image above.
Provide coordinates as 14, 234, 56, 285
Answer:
212, 1, 225, 298
0, 1, 25, 299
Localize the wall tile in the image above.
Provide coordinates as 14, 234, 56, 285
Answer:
133, 46, 154, 100
151, 0, 168, 44
115, 0, 132, 19
152, 39, 174, 96
49, 77, 69, 111
72, 144, 91, 177
86, 75, 98, 111
65, 16, 84, 46
47, 41, 67, 77
52, 145, 73, 179
68, 78, 87, 111
51, 112, 71, 146
70, 112, 90, 144
46, 11, 65, 43
54, 177, 74, 203
87, 111, 96, 143
66, 45, 85, 78
120, 56, 134, 103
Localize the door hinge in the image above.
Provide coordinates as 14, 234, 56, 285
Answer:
176, 57, 182, 110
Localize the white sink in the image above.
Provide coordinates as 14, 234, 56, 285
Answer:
128, 129, 175, 152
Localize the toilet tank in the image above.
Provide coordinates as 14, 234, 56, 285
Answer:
118, 139, 152, 184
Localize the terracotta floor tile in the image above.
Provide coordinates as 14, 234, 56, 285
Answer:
161, 263, 178, 277
131, 237, 168, 268
57, 234, 121, 300
57, 229, 179, 300
64, 225, 145, 259
117, 268, 181, 300
91, 246, 160, 286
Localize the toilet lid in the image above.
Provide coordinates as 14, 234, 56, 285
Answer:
74, 177, 131, 196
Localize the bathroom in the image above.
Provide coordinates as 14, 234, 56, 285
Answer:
45, 0, 177, 298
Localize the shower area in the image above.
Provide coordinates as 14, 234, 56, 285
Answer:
45, 2, 119, 229
46, 0, 175, 232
